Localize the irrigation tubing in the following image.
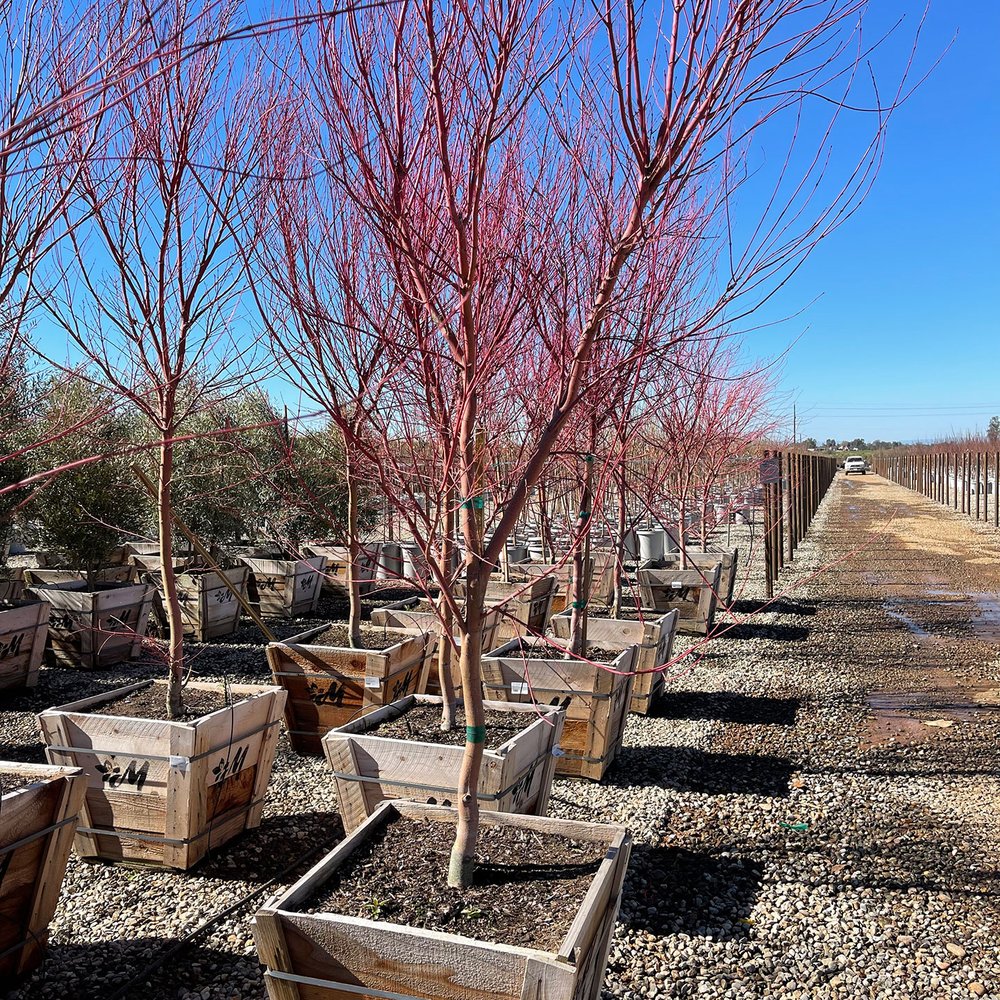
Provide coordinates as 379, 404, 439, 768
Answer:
102, 838, 332, 1000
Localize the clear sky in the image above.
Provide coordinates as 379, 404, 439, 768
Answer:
747, 0, 999, 446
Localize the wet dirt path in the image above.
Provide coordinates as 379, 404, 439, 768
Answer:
823, 473, 1000, 749
606, 471, 1000, 999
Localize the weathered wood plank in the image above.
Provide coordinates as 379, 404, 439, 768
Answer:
37, 681, 286, 868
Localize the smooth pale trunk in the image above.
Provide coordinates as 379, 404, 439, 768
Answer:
159, 437, 185, 718
569, 454, 595, 657
612, 464, 627, 619
448, 570, 486, 887
438, 496, 458, 730
346, 451, 363, 648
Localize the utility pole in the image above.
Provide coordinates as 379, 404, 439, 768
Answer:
792, 404, 796, 446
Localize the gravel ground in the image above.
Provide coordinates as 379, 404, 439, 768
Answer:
4, 477, 1000, 999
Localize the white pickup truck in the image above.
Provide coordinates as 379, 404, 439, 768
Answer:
844, 455, 867, 475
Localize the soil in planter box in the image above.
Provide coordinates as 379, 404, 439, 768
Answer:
304, 815, 604, 950
85, 684, 237, 721
363, 703, 539, 750
507, 638, 623, 664
304, 625, 417, 651
589, 608, 653, 623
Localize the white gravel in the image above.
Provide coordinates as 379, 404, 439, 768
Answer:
4, 478, 1000, 999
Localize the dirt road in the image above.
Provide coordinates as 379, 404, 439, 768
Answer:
592, 471, 1000, 1000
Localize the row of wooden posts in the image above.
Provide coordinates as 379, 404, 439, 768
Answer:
872, 449, 1000, 527
761, 450, 838, 599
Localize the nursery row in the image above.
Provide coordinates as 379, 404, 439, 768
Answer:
1, 533, 746, 999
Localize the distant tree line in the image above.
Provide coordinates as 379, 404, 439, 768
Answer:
798, 437, 903, 452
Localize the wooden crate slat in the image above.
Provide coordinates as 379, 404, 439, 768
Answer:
0, 763, 86, 980
252, 802, 628, 1000
268, 630, 437, 755
37, 681, 286, 868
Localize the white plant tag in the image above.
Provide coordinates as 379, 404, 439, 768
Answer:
511, 681, 529, 695
364, 675, 380, 689
169, 755, 189, 772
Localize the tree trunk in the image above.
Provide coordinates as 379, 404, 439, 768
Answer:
438, 487, 458, 730
448, 566, 486, 888
158, 436, 185, 719
538, 479, 553, 562
346, 449, 363, 648
570, 451, 595, 657
612, 462, 627, 619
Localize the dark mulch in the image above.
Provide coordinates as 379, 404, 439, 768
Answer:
304, 815, 605, 951
85, 683, 236, 721
506, 638, 624, 663
303, 625, 417, 650
589, 607, 658, 623
363, 703, 545, 750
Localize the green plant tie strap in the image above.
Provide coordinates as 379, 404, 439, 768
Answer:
460, 497, 485, 511
466, 725, 486, 744
583, 453, 595, 463
571, 600, 587, 610
577, 510, 591, 520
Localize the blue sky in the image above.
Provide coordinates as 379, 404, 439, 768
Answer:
746, 1, 1000, 445
28, 1, 995, 447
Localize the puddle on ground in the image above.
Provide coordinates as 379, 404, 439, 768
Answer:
863, 682, 1000, 750
883, 603, 932, 639
924, 590, 1000, 641
971, 592, 1000, 641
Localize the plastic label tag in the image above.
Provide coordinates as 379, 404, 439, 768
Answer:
169, 755, 189, 772
364, 676, 380, 689
671, 581, 684, 590
511, 681, 529, 695
551, 745, 566, 757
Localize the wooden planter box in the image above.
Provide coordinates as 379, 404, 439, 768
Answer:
36, 679, 286, 869
24, 566, 139, 586
370, 597, 504, 697
174, 566, 250, 641
302, 543, 376, 596
658, 547, 739, 608
27, 581, 156, 669
130, 554, 194, 574
266, 626, 438, 754
0, 600, 50, 692
636, 563, 723, 636
0, 762, 86, 981
253, 800, 631, 1000
0, 569, 26, 603
512, 551, 621, 610
372, 595, 501, 655
457, 576, 556, 643
242, 556, 326, 617
322, 694, 565, 832
549, 608, 679, 715
481, 638, 636, 781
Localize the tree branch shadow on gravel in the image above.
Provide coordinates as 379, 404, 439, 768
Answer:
716, 623, 811, 642
618, 845, 764, 940
191, 810, 344, 883
6, 939, 267, 1000
728, 598, 817, 616
650, 692, 799, 725
607, 748, 795, 797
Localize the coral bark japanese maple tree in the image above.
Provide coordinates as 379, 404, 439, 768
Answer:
43, 1, 267, 716
261, 0, 911, 885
